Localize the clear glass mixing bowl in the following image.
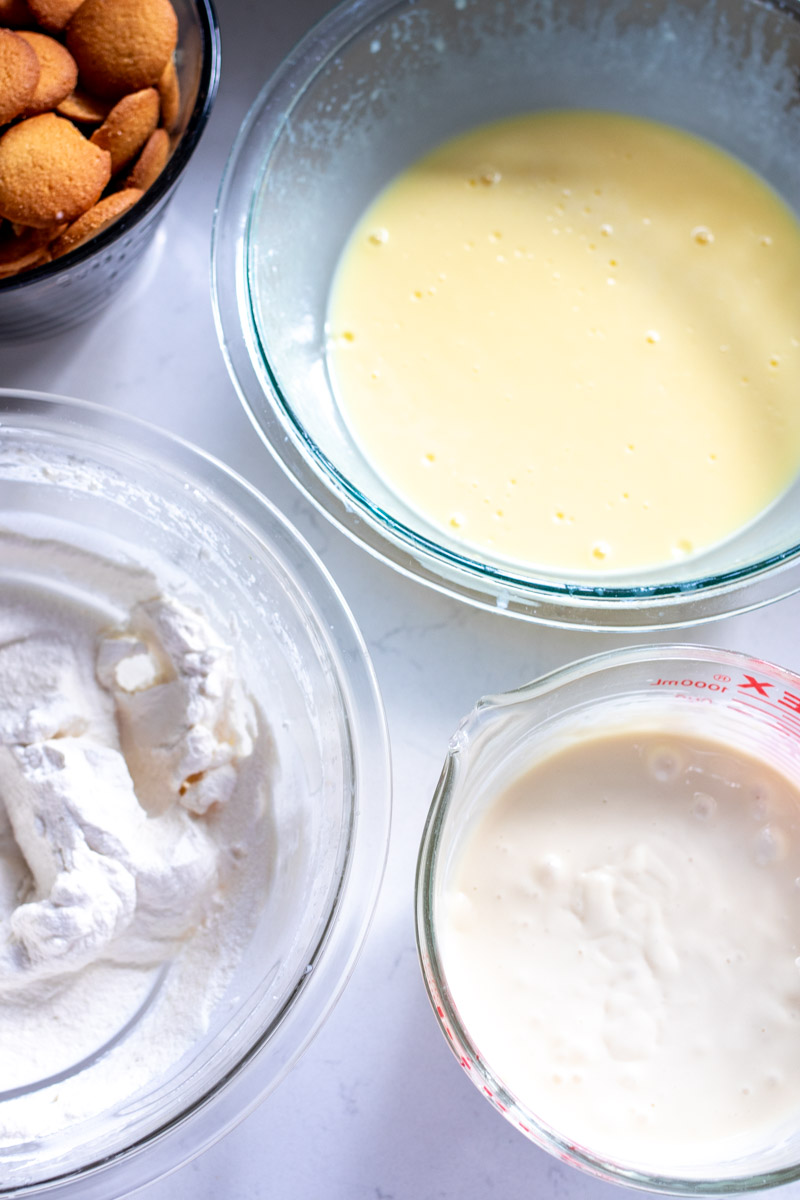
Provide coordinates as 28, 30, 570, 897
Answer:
417, 643, 800, 1193
214, 0, 800, 630
0, 389, 391, 1198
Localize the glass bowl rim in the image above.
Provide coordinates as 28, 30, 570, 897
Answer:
415, 641, 800, 1195
212, 0, 800, 631
0, 0, 221, 294
0, 387, 392, 1198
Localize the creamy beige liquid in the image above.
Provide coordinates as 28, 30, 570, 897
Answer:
442, 726, 800, 1167
328, 112, 800, 573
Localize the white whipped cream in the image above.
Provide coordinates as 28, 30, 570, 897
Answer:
0, 531, 272, 1144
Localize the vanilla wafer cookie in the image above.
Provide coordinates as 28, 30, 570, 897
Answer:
56, 87, 111, 123
17, 30, 78, 112
157, 56, 179, 131
0, 28, 39, 124
0, 111, 111, 226
90, 85, 159, 173
51, 185, 141, 255
66, 0, 178, 98
27, 0, 85, 33
126, 125, 168, 190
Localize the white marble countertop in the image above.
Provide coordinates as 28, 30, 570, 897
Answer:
3, 1, 800, 1197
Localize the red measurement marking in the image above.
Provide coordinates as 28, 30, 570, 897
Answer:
739, 674, 774, 697
651, 678, 727, 692
484, 1086, 493, 1097
436, 1006, 444, 1018
781, 692, 800, 715
714, 673, 731, 682
519, 1123, 530, 1133
729, 700, 798, 742
460, 1056, 472, 1070
776, 706, 800, 734
733, 695, 800, 727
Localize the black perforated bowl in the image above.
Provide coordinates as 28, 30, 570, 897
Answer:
0, 0, 219, 341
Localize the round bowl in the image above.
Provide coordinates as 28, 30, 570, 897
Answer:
417, 644, 800, 1193
0, 0, 220, 341
0, 389, 391, 1198
214, 0, 800, 631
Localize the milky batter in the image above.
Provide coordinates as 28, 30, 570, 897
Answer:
328, 112, 800, 573
441, 725, 800, 1167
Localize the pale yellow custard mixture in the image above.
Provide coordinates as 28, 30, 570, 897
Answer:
328, 112, 800, 574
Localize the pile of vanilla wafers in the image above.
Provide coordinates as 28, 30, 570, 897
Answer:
0, 0, 181, 277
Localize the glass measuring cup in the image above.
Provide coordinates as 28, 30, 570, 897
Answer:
416, 644, 800, 1194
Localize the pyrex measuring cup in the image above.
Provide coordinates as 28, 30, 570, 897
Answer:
416, 644, 800, 1194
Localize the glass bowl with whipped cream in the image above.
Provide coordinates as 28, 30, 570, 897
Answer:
0, 389, 390, 1197
417, 644, 800, 1193
214, 0, 800, 630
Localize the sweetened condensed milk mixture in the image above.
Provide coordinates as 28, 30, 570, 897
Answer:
329, 112, 800, 573
442, 725, 800, 1167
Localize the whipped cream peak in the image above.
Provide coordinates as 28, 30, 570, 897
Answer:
0, 591, 259, 998
97, 596, 256, 817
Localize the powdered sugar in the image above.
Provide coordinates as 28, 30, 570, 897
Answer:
0, 530, 273, 1143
